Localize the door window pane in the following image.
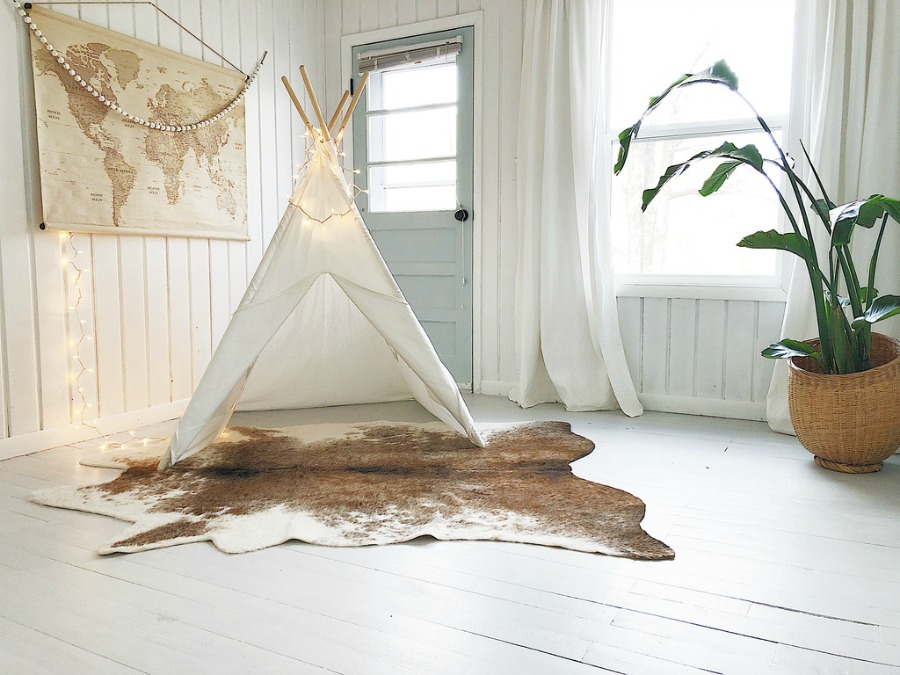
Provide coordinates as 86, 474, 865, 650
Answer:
368, 107, 457, 163
369, 161, 456, 212
374, 63, 457, 110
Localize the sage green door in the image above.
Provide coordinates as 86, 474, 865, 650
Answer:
352, 27, 474, 387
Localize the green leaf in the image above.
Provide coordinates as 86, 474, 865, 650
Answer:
700, 160, 741, 196
857, 286, 878, 305
737, 229, 812, 260
810, 198, 831, 223
851, 294, 900, 329
641, 142, 766, 210
831, 196, 900, 245
615, 60, 739, 175
614, 124, 638, 175
762, 339, 819, 360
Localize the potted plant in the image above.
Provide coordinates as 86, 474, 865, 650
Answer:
615, 60, 900, 473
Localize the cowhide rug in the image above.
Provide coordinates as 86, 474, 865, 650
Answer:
31, 421, 673, 560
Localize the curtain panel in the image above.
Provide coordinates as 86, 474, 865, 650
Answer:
510, 0, 641, 415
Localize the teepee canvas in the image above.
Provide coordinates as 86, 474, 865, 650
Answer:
159, 68, 484, 469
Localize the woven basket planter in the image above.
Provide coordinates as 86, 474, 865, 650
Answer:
788, 333, 900, 473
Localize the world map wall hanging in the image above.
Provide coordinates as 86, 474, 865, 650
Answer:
27, 5, 253, 240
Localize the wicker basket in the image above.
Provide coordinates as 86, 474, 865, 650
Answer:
788, 333, 900, 473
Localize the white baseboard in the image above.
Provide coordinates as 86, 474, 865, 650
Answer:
475, 380, 515, 397
638, 393, 766, 421
0, 399, 189, 461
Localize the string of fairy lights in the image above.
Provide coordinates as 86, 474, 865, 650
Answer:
60, 232, 163, 450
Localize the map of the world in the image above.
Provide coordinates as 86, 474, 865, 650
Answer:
29, 7, 248, 240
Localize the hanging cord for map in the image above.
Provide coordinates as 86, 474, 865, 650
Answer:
61, 232, 169, 452
12, 0, 267, 133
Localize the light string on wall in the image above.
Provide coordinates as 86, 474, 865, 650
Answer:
60, 231, 96, 431
12, 0, 267, 133
61, 231, 166, 450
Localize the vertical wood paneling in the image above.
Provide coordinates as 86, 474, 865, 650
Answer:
753, 301, 785, 402
397, 0, 417, 25
437, 0, 458, 18
359, 1, 379, 32
640, 297, 668, 394
696, 300, 727, 399
667, 298, 696, 397
239, 0, 264, 278
724, 300, 757, 401
341, 0, 360, 34
2, 4, 44, 437
416, 0, 438, 22
378, 0, 398, 29
616, 297, 642, 389
144, 239, 171, 406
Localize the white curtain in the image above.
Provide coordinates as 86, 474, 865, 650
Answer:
767, 0, 900, 433
510, 0, 641, 415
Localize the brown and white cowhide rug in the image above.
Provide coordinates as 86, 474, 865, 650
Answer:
32, 421, 673, 560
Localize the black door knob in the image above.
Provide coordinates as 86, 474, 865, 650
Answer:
454, 208, 469, 222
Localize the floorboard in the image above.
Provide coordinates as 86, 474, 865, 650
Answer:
2, 395, 899, 674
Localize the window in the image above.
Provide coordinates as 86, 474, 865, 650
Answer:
363, 45, 460, 213
609, 0, 796, 289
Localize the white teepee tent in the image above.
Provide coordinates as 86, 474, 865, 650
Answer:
159, 67, 484, 469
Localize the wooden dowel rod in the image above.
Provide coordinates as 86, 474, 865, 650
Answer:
299, 65, 329, 141
336, 72, 369, 140
280, 76, 315, 136
327, 90, 350, 134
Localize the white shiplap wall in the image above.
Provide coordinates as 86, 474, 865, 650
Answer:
0, 0, 322, 457
618, 297, 784, 420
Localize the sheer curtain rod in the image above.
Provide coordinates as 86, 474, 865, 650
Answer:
23, 1, 244, 74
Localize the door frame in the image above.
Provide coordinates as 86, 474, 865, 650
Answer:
340, 11, 484, 393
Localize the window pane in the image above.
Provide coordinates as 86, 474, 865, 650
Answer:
612, 132, 781, 277
367, 106, 457, 162
369, 161, 456, 212
610, 0, 795, 129
377, 63, 457, 110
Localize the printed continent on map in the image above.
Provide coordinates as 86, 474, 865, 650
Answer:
33, 42, 141, 227
28, 6, 248, 239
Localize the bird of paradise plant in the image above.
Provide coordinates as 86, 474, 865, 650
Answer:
614, 60, 900, 375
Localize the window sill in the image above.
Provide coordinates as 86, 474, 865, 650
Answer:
615, 282, 788, 302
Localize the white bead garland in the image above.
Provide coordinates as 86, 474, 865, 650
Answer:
12, 0, 264, 134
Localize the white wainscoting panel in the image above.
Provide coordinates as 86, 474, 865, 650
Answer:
618, 297, 786, 420
0, 0, 321, 451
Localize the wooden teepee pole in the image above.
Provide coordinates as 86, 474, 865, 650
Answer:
336, 72, 370, 141
280, 76, 315, 137
328, 90, 350, 134
299, 65, 330, 141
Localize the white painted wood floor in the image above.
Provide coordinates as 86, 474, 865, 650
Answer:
2, 395, 899, 674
